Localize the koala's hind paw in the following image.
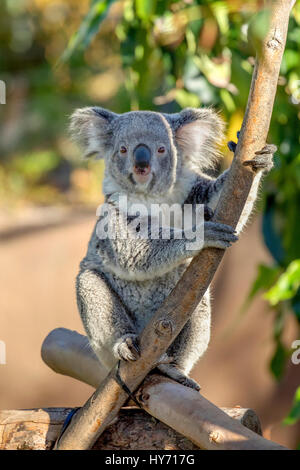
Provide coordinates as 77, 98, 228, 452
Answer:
243, 144, 277, 173
114, 334, 140, 362
204, 221, 238, 250
157, 363, 201, 391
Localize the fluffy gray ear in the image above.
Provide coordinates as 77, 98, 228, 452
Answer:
165, 108, 225, 169
69, 107, 118, 158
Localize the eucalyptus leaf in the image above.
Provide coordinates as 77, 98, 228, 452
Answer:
60, 0, 116, 63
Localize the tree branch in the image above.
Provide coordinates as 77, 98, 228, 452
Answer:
41, 328, 289, 450
55, 0, 294, 450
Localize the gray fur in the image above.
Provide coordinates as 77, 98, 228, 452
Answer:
72, 106, 275, 390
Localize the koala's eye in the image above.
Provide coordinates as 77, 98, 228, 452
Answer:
120, 146, 127, 154
157, 146, 165, 154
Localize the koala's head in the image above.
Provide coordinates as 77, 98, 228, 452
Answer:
70, 106, 224, 196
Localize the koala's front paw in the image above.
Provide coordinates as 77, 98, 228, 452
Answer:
204, 221, 238, 250
243, 144, 277, 173
157, 363, 201, 391
114, 334, 140, 362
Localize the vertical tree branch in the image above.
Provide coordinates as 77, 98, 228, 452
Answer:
56, 0, 294, 450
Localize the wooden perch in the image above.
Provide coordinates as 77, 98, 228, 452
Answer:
41, 328, 107, 388
0, 408, 198, 450
0, 329, 267, 450
39, 328, 289, 450
54, 0, 294, 450
0, 405, 264, 451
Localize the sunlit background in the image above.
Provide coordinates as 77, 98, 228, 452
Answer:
0, 0, 299, 448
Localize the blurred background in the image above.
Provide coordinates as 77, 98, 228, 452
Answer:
0, 0, 299, 449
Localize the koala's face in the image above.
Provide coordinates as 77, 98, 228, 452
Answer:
70, 107, 223, 196
107, 112, 177, 193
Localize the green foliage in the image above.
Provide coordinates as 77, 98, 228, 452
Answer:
12, 151, 61, 184
264, 260, 300, 306
283, 386, 300, 426
60, 0, 117, 63
247, 9, 271, 54
248, 259, 300, 394
135, 0, 157, 21
270, 337, 288, 380
244, 264, 281, 306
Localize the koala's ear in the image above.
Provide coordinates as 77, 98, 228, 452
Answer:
69, 107, 118, 158
166, 108, 224, 169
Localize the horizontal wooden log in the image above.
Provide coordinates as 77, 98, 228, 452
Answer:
0, 407, 199, 450
41, 328, 107, 388
0, 404, 263, 451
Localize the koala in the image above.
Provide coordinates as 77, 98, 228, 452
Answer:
71, 106, 276, 391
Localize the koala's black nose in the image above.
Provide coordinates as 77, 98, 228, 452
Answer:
133, 144, 151, 168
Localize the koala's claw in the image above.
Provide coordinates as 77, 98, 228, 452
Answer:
204, 221, 238, 250
116, 334, 140, 362
227, 130, 241, 153
254, 144, 277, 156
228, 133, 276, 173
157, 363, 201, 391
175, 375, 201, 391
204, 205, 214, 221
227, 140, 237, 153
243, 144, 277, 173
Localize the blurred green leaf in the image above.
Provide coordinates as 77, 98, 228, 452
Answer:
281, 49, 300, 73
175, 89, 200, 108
248, 9, 271, 54
12, 151, 60, 183
244, 264, 281, 308
270, 339, 287, 380
210, 1, 229, 35
230, 51, 252, 107
264, 260, 300, 306
220, 88, 235, 112
288, 27, 300, 44
60, 0, 116, 63
262, 202, 286, 265
291, 290, 300, 322
283, 387, 300, 425
135, 0, 157, 21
